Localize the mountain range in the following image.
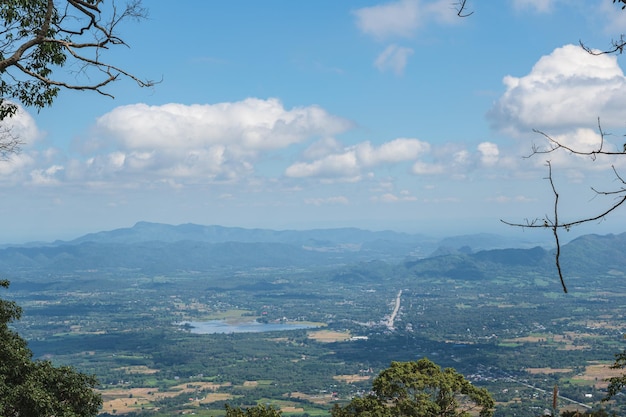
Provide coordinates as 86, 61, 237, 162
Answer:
0, 222, 623, 280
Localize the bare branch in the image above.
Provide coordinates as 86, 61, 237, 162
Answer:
581, 36, 626, 56
0, 0, 53, 73
11, 34, 156, 98
0, 126, 23, 160
502, 162, 568, 293
502, 185, 626, 231
528, 118, 625, 159
547, 162, 567, 294
458, 0, 626, 321
503, 120, 626, 292
455, 0, 474, 17
578, 1, 626, 55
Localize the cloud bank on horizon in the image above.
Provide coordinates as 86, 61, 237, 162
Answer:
3, 0, 626, 239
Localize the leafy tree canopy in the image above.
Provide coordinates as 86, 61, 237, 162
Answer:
0, 280, 102, 417
225, 403, 283, 417
331, 358, 494, 417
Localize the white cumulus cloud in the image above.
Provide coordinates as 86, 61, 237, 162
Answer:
489, 44, 626, 135
286, 138, 429, 180
83, 98, 352, 183
547, 128, 608, 154
96, 98, 350, 151
30, 165, 64, 185
357, 138, 430, 166
289, 136, 513, 181
412, 161, 444, 175
2, 104, 43, 147
0, 152, 35, 181
302, 137, 345, 160
286, 152, 360, 180
477, 142, 500, 166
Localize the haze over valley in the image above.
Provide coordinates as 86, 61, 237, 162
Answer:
4, 222, 626, 416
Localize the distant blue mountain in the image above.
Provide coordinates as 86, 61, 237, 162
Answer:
0, 222, 621, 279
67, 221, 425, 245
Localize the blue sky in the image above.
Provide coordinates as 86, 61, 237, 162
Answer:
3, 0, 626, 242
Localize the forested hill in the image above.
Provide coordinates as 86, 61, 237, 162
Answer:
0, 222, 622, 277
405, 232, 626, 284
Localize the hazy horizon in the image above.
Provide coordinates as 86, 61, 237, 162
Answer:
3, 2, 626, 246
6, 217, 623, 248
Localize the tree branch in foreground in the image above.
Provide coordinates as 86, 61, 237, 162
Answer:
0, 0, 156, 113
0, 0, 157, 154
0, 126, 22, 160
501, 122, 626, 293
454, 0, 474, 17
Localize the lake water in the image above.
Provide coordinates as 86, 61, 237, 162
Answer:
180, 320, 319, 334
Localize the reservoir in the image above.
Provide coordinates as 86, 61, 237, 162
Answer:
180, 320, 319, 334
